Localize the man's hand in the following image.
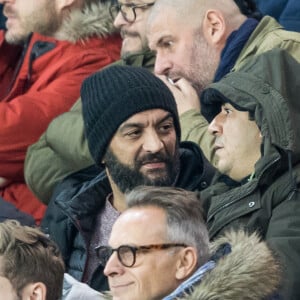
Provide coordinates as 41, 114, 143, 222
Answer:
158, 76, 200, 115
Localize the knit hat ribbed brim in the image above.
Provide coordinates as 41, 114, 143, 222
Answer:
81, 65, 180, 166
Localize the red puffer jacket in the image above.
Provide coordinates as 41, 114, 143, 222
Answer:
0, 9, 121, 223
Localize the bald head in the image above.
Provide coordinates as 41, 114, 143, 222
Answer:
147, 0, 247, 94
148, 0, 246, 28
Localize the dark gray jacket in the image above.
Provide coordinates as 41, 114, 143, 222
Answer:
200, 49, 300, 299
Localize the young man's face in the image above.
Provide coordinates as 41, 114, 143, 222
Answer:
208, 103, 262, 181
113, 0, 155, 57
104, 206, 183, 300
147, 8, 220, 94
103, 109, 180, 193
1, 0, 61, 44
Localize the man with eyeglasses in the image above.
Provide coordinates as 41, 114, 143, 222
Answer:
111, 2, 154, 22
41, 65, 215, 294
100, 186, 281, 300
110, 1, 155, 57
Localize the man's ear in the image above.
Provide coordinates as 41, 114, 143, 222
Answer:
56, 0, 78, 11
175, 247, 198, 280
22, 282, 47, 300
202, 10, 227, 47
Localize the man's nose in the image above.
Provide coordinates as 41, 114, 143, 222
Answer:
154, 53, 172, 76
208, 114, 223, 136
113, 11, 128, 29
142, 131, 164, 153
103, 252, 125, 277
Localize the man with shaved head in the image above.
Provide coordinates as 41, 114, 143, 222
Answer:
149, 0, 247, 94
147, 0, 300, 162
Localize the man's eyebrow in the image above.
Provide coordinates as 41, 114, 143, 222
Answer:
157, 113, 174, 125
221, 102, 229, 108
149, 34, 171, 49
118, 122, 144, 133
156, 35, 173, 46
118, 113, 174, 133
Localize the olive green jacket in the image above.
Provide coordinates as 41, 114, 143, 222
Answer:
200, 49, 300, 300
24, 50, 155, 204
180, 16, 300, 163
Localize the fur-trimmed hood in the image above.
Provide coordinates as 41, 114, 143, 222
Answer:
101, 231, 281, 300
184, 230, 281, 300
57, 1, 117, 42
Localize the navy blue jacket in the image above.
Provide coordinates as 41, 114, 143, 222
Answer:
255, 0, 300, 31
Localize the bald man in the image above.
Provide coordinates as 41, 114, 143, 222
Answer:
147, 0, 300, 162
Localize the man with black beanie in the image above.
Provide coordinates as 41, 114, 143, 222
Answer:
25, 0, 262, 206
41, 65, 215, 292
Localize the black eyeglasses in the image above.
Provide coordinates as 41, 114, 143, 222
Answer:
95, 243, 187, 267
110, 2, 155, 23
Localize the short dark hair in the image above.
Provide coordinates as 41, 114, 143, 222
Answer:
0, 220, 65, 300
125, 186, 210, 266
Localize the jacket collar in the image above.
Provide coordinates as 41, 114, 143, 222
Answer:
55, 142, 215, 219
214, 17, 258, 82
176, 141, 215, 190
121, 48, 156, 71
234, 16, 283, 69
184, 230, 281, 299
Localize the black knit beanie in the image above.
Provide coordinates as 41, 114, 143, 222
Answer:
81, 65, 181, 166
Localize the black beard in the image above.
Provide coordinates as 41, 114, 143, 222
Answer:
104, 147, 180, 193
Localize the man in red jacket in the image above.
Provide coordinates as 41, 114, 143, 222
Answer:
0, 0, 121, 224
